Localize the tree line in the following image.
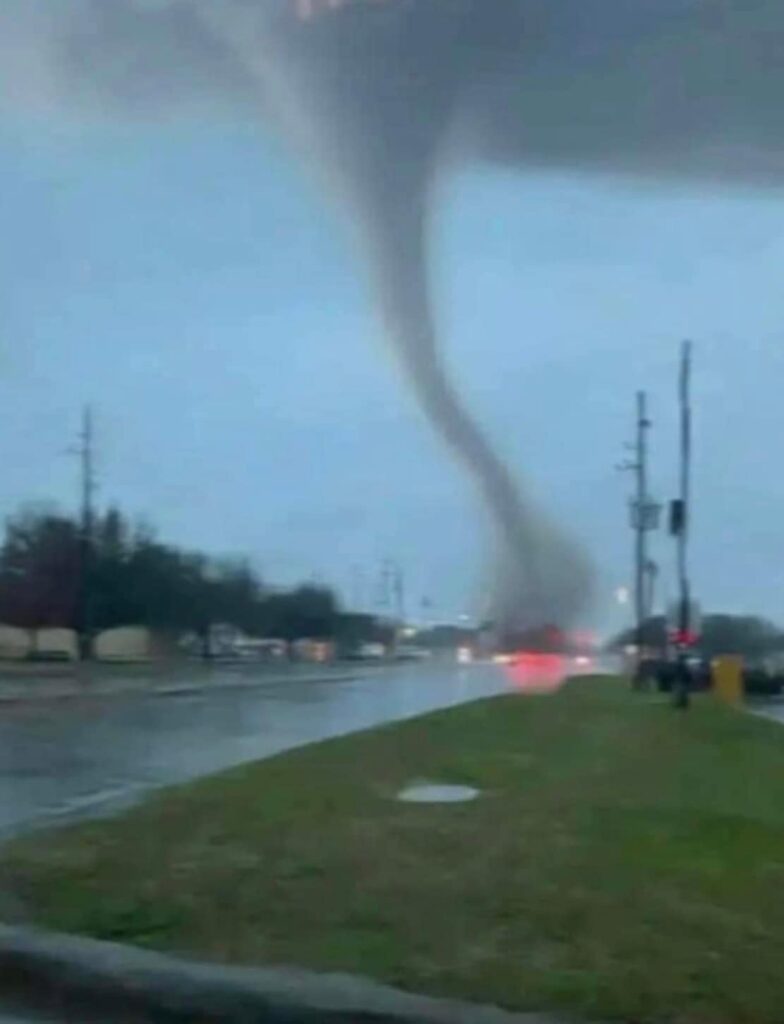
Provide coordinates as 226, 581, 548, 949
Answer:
0, 505, 381, 648
610, 614, 784, 661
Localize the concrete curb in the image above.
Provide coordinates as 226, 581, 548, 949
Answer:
0, 924, 564, 1024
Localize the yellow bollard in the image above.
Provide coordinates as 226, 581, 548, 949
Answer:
712, 656, 744, 705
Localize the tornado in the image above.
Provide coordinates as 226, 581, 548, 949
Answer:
224, 0, 593, 629
5, 0, 783, 629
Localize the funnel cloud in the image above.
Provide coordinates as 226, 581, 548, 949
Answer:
4, 1, 782, 629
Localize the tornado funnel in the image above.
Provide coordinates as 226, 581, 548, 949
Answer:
211, 0, 594, 629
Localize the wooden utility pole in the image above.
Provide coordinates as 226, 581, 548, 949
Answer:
619, 391, 661, 685
678, 342, 692, 639
634, 390, 650, 658
673, 341, 693, 709
77, 405, 96, 660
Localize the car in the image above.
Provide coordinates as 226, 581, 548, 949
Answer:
395, 645, 430, 662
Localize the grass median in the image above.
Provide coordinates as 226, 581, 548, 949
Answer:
4, 676, 784, 1023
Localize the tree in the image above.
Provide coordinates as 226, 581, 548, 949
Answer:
207, 559, 265, 633
607, 616, 667, 651
0, 502, 349, 651
701, 615, 784, 660
0, 507, 80, 628
608, 613, 784, 660
262, 586, 340, 641
335, 612, 393, 651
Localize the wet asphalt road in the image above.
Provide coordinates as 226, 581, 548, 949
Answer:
749, 698, 784, 726
0, 662, 508, 840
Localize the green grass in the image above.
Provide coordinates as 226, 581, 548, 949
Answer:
5, 677, 784, 1023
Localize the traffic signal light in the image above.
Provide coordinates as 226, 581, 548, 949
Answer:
669, 499, 686, 536
670, 628, 698, 647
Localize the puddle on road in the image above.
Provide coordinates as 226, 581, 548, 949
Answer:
397, 782, 480, 804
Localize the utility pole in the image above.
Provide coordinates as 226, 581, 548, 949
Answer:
76, 405, 96, 661
672, 341, 693, 709
376, 560, 392, 611
619, 391, 661, 684
634, 390, 649, 659
678, 342, 692, 638
644, 559, 659, 623
393, 563, 405, 624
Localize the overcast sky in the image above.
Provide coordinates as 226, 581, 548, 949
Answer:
2, 114, 784, 630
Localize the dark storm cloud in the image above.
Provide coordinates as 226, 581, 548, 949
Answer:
6, 0, 782, 627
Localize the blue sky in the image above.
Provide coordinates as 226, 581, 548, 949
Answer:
3, 116, 784, 630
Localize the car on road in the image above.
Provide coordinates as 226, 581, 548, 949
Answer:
395, 645, 430, 662
344, 642, 387, 661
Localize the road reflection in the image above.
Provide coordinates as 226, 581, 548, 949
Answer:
502, 653, 568, 694
0, 662, 508, 838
